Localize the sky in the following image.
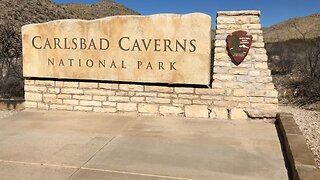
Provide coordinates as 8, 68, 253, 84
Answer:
53, 0, 320, 27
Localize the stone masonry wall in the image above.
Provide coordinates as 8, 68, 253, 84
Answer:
24, 80, 229, 119
212, 10, 278, 118
24, 10, 278, 120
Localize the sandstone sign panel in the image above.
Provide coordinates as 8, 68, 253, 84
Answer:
22, 13, 211, 85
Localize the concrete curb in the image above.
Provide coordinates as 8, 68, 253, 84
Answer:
276, 113, 320, 180
0, 99, 25, 111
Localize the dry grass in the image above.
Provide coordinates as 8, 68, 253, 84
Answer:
263, 13, 320, 43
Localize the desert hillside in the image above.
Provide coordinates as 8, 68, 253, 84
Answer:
61, 0, 139, 20
263, 13, 320, 43
0, 0, 138, 29
0, 0, 76, 29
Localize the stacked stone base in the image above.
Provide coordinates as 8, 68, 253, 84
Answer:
24, 79, 278, 120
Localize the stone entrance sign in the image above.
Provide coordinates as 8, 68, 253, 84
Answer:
23, 10, 279, 120
22, 13, 211, 85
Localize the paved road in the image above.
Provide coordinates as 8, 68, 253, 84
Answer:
0, 110, 288, 180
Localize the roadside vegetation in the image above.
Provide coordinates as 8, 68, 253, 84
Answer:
0, 23, 23, 98
266, 32, 320, 111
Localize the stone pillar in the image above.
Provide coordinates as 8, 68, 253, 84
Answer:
213, 10, 278, 119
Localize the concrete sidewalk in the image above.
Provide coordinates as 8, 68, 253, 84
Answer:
0, 110, 288, 180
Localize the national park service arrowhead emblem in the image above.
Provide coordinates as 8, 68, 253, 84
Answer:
227, 30, 253, 65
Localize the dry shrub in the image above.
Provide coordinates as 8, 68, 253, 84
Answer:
0, 23, 23, 99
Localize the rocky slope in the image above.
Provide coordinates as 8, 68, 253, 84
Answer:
0, 0, 75, 29
263, 13, 320, 43
0, 0, 138, 29
61, 0, 139, 20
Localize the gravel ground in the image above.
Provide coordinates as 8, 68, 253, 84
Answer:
279, 105, 320, 168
